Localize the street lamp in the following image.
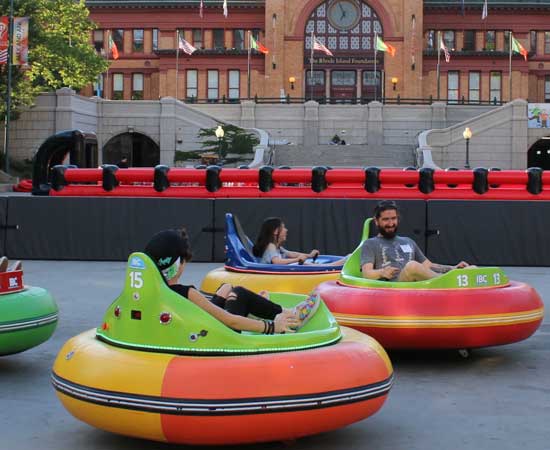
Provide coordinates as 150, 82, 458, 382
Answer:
288, 76, 296, 90
463, 127, 472, 169
391, 77, 398, 91
215, 125, 225, 163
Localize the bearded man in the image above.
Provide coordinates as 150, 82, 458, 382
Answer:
360, 200, 470, 282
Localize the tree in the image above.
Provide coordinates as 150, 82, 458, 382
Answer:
197, 124, 259, 159
0, 0, 108, 121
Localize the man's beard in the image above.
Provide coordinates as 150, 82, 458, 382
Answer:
379, 224, 397, 239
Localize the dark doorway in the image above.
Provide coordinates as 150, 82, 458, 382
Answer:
527, 138, 550, 170
102, 132, 160, 167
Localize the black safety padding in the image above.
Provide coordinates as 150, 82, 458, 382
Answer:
427, 200, 550, 266
526, 167, 543, 195
364, 167, 380, 193
311, 166, 328, 193
154, 165, 170, 192
472, 167, 488, 194
50, 165, 69, 192
419, 168, 434, 194
5, 197, 214, 261
194, 164, 207, 169
206, 165, 222, 193
238, 165, 249, 169
278, 166, 291, 170
259, 166, 274, 192
445, 167, 459, 188
213, 199, 426, 262
0, 197, 7, 256
102, 165, 119, 192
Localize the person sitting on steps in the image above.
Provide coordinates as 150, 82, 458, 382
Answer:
361, 200, 471, 282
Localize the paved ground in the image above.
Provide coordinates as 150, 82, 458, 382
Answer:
1, 262, 549, 450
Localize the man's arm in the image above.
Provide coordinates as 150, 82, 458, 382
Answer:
362, 262, 400, 280
422, 259, 469, 273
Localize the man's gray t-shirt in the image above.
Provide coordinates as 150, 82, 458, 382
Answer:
360, 236, 426, 281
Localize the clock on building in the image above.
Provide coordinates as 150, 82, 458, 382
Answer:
328, 0, 361, 31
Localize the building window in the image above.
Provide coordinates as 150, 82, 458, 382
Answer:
485, 31, 496, 51
113, 73, 124, 100
93, 30, 104, 53
545, 75, 550, 102
213, 29, 225, 49
252, 29, 260, 42
490, 71, 501, 102
530, 31, 537, 55
463, 30, 475, 51
93, 74, 104, 97
153, 28, 159, 51
443, 30, 455, 50
426, 30, 435, 50
132, 73, 143, 100
234, 30, 244, 50
208, 70, 219, 101
307, 70, 325, 87
545, 32, 550, 54
112, 29, 124, 52
447, 71, 459, 103
186, 70, 198, 100
193, 29, 203, 49
468, 71, 480, 103
133, 29, 144, 52
228, 70, 240, 100
504, 31, 511, 53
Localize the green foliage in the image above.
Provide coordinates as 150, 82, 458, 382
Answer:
0, 0, 109, 121
197, 124, 259, 158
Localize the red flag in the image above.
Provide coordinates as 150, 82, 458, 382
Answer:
0, 16, 8, 65
313, 36, 333, 57
250, 35, 269, 54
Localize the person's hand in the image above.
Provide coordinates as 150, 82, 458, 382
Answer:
297, 256, 306, 265
454, 261, 469, 269
309, 249, 320, 259
380, 266, 400, 279
274, 311, 299, 333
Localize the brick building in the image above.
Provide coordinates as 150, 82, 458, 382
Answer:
83, 0, 550, 103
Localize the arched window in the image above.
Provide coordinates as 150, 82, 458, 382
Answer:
304, 1, 383, 54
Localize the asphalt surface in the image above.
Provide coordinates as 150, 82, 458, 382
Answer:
1, 262, 549, 450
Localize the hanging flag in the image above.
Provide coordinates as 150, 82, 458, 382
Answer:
223, 0, 228, 18
511, 36, 528, 61
0, 16, 8, 65
179, 34, 197, 55
199, 0, 204, 18
108, 32, 119, 59
12, 17, 29, 65
461, 0, 465, 16
250, 35, 269, 54
440, 39, 451, 63
375, 35, 396, 57
313, 36, 333, 56
481, 0, 488, 20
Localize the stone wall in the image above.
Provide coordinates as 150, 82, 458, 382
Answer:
3, 89, 536, 169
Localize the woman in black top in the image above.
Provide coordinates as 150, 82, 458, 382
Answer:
144, 228, 320, 334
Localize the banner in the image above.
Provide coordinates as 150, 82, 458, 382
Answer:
0, 16, 9, 64
12, 17, 29, 65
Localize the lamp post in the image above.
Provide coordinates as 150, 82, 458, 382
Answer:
215, 125, 225, 164
391, 77, 398, 91
288, 76, 296, 90
463, 127, 472, 169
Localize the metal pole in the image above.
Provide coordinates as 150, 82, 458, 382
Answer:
465, 138, 470, 169
436, 31, 441, 101
247, 31, 251, 99
175, 30, 180, 100
3, 0, 14, 174
374, 33, 377, 102
509, 32, 513, 102
310, 31, 314, 101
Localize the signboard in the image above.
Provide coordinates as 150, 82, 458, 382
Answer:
528, 103, 550, 128
305, 56, 380, 65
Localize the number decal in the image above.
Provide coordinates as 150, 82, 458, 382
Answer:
130, 271, 143, 289
457, 274, 469, 287
493, 273, 501, 284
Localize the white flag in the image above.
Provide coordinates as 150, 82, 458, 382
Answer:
223, 0, 228, 18
440, 39, 450, 63
481, 0, 488, 20
179, 35, 197, 55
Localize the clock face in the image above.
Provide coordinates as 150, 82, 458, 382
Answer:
328, 0, 361, 31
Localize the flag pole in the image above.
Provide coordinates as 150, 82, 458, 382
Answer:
374, 33, 377, 102
247, 31, 251, 99
3, 0, 14, 173
106, 31, 111, 100
436, 31, 441, 101
310, 31, 314, 101
175, 30, 181, 100
509, 32, 513, 102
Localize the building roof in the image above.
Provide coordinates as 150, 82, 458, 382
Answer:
86, 0, 265, 7
424, 0, 550, 6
